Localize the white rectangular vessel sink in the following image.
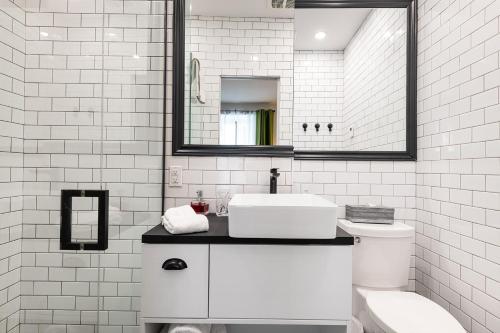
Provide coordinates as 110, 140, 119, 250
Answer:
228, 194, 337, 239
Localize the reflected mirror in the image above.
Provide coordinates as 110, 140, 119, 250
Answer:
173, 0, 417, 160
220, 77, 279, 146
183, 0, 294, 147
293, 7, 408, 152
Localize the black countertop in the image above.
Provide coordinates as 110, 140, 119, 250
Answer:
142, 214, 354, 245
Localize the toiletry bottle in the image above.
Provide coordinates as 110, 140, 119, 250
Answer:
191, 190, 209, 215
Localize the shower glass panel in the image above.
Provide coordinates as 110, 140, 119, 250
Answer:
22, 2, 107, 331
21, 2, 109, 333
70, 197, 99, 244
18, 1, 165, 333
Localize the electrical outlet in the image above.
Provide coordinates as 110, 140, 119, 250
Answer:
169, 166, 183, 187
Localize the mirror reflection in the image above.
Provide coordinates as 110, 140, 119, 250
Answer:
220, 77, 279, 145
183, 0, 407, 152
294, 7, 407, 151
184, 0, 294, 146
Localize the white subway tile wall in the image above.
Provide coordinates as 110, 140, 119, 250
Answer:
0, 0, 495, 333
343, 7, 407, 151
0, 1, 24, 333
293, 51, 344, 150
185, 15, 294, 145
416, 0, 500, 332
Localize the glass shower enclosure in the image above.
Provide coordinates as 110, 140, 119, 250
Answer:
0, 1, 164, 333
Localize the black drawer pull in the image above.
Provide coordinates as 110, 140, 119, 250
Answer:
162, 258, 188, 270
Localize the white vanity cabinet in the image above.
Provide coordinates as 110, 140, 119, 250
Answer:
209, 245, 351, 320
141, 244, 352, 325
141, 219, 353, 333
141, 244, 209, 319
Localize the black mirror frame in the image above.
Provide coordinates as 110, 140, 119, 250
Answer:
167, 0, 417, 161
293, 0, 417, 161
170, 0, 294, 158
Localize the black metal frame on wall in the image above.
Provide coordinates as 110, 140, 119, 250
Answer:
60, 190, 109, 251
165, 0, 417, 161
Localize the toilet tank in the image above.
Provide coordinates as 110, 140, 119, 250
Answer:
338, 219, 414, 289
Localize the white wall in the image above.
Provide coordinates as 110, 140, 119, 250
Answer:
415, 0, 500, 332
343, 7, 407, 151
0, 1, 24, 332
185, 15, 294, 145
293, 51, 344, 150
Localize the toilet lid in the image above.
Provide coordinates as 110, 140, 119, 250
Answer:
366, 292, 466, 333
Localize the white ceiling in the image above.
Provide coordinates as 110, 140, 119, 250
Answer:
221, 78, 278, 104
294, 8, 372, 50
189, 0, 294, 18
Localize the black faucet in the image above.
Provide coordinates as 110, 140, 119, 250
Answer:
270, 168, 280, 194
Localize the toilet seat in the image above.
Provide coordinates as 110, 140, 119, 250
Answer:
366, 291, 466, 333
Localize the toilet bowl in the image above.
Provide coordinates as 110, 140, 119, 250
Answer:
338, 219, 466, 333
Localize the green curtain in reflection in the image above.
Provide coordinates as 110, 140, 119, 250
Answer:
255, 109, 275, 145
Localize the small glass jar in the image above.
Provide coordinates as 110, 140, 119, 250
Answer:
215, 189, 232, 217
191, 190, 209, 215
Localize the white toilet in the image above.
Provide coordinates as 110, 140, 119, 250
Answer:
338, 219, 466, 333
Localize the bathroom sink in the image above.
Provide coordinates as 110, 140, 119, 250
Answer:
228, 194, 337, 239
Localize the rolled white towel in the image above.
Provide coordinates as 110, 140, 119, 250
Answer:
210, 325, 227, 333
168, 324, 211, 333
162, 205, 209, 235
162, 214, 209, 234
164, 205, 197, 220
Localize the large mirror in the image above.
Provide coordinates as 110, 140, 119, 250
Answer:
172, 0, 417, 160
180, 0, 295, 156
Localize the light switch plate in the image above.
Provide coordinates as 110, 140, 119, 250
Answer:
169, 166, 183, 187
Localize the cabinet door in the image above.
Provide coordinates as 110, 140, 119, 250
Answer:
209, 245, 352, 320
142, 244, 209, 318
